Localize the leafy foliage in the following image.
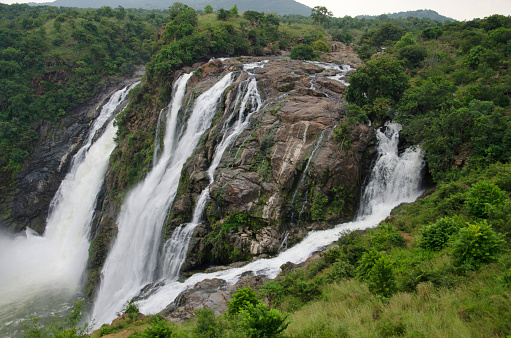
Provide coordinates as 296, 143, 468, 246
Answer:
420, 217, 461, 250
452, 220, 505, 268
346, 54, 409, 106
239, 303, 288, 338
290, 44, 317, 60
228, 287, 260, 316
130, 315, 174, 338
465, 181, 507, 218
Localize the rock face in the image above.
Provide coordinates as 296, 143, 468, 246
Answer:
0, 68, 144, 234
160, 55, 376, 272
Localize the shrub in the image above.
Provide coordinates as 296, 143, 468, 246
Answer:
312, 39, 330, 52
239, 302, 288, 338
398, 44, 428, 68
420, 217, 461, 251
194, 308, 222, 337
465, 181, 507, 218
228, 287, 259, 316
324, 259, 355, 282
122, 299, 140, 318
290, 44, 317, 60
356, 250, 397, 298
131, 315, 174, 338
452, 220, 505, 268
258, 280, 285, 308
370, 223, 406, 250
367, 255, 397, 298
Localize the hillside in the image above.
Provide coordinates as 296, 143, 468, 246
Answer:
357, 9, 454, 22
30, 0, 312, 16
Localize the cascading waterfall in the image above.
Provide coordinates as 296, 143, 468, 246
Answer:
0, 82, 137, 335
161, 76, 262, 279
357, 122, 425, 218
135, 121, 425, 316
92, 73, 234, 326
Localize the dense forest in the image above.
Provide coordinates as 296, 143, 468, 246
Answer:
0, 4, 167, 186
3, 2, 511, 336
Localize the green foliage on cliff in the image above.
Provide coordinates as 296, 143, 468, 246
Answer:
341, 14, 511, 183
0, 4, 165, 182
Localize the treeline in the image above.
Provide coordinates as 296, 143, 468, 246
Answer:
0, 4, 167, 183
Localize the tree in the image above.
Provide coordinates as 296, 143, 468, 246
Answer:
290, 44, 317, 60
346, 54, 409, 106
311, 6, 333, 25
229, 5, 238, 17
217, 8, 229, 21
204, 5, 213, 14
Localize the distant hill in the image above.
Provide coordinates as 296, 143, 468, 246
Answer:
28, 0, 312, 16
356, 9, 455, 22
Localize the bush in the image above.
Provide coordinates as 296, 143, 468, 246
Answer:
398, 44, 428, 68
465, 181, 507, 218
239, 303, 289, 338
131, 315, 174, 338
346, 54, 408, 106
324, 259, 355, 282
356, 250, 397, 298
228, 287, 259, 316
122, 300, 140, 319
420, 217, 461, 251
290, 44, 317, 60
194, 308, 222, 337
258, 280, 285, 308
367, 255, 397, 298
312, 39, 330, 52
452, 220, 505, 268
370, 223, 406, 250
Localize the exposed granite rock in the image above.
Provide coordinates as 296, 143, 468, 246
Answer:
160, 273, 269, 321
159, 54, 375, 271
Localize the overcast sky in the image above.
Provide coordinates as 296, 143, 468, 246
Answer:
295, 0, 511, 21
1, 0, 510, 21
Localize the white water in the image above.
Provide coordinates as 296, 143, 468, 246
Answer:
0, 83, 137, 335
134, 121, 425, 316
161, 76, 262, 279
306, 61, 352, 86
243, 60, 269, 75
92, 73, 234, 326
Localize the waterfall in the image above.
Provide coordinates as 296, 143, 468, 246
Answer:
135, 121, 425, 316
0, 83, 137, 335
92, 73, 234, 326
161, 76, 262, 279
357, 122, 425, 218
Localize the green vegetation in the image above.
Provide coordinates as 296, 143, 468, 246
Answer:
0, 4, 166, 183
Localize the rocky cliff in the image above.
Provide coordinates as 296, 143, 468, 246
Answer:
162, 57, 376, 272
0, 69, 144, 235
